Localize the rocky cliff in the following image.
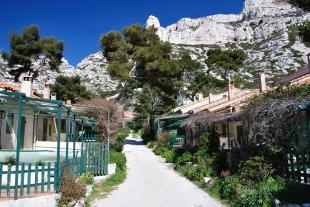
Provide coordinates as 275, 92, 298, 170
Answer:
147, 0, 310, 82
74, 52, 118, 93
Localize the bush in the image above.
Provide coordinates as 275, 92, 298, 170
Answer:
4, 155, 16, 165
176, 151, 192, 166
118, 127, 131, 136
234, 177, 285, 207
147, 141, 156, 149
188, 161, 212, 184
198, 132, 220, 155
111, 132, 126, 152
219, 175, 241, 201
58, 169, 86, 207
239, 156, 273, 185
79, 172, 94, 185
156, 130, 170, 147
164, 150, 176, 163
154, 145, 169, 156
110, 152, 126, 171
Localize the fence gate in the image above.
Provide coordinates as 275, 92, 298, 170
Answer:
286, 147, 310, 184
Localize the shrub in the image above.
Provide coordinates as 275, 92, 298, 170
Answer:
235, 177, 285, 207
176, 152, 192, 166
154, 145, 169, 156
219, 175, 241, 201
118, 127, 131, 136
177, 165, 192, 177
239, 156, 273, 185
156, 130, 170, 147
110, 152, 126, 171
147, 141, 156, 149
188, 161, 212, 184
111, 132, 126, 152
4, 155, 16, 165
198, 132, 220, 155
79, 172, 94, 185
164, 150, 176, 163
58, 169, 86, 207
192, 148, 207, 163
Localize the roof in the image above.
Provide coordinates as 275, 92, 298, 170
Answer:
273, 66, 310, 87
0, 82, 42, 98
174, 66, 310, 115
155, 114, 189, 122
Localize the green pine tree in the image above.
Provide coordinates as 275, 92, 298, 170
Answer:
2, 25, 64, 81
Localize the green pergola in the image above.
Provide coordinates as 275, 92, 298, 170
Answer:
0, 90, 97, 199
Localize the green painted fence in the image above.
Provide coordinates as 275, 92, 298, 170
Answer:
0, 142, 109, 199
286, 147, 310, 184
169, 130, 185, 148
82, 133, 98, 142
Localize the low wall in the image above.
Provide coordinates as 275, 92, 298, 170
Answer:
0, 194, 60, 207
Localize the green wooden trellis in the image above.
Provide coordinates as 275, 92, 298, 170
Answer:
0, 90, 102, 200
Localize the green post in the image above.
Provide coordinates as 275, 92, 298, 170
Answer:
73, 115, 77, 159
65, 110, 70, 161
55, 105, 62, 192
80, 120, 85, 173
14, 93, 23, 200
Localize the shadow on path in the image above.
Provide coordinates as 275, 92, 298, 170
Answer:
124, 138, 144, 146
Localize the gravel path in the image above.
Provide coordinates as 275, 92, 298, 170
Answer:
93, 136, 222, 207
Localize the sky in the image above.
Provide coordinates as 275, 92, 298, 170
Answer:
0, 0, 245, 66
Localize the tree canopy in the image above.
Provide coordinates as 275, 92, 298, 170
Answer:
50, 76, 92, 103
100, 24, 184, 97
289, 0, 310, 11
2, 25, 64, 81
205, 48, 246, 80
298, 21, 310, 47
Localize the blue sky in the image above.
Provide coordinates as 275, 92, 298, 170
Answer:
0, 0, 244, 66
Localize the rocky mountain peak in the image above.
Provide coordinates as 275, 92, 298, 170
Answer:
146, 15, 161, 28
242, 0, 296, 18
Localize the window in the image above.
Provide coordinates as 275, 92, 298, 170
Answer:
6, 113, 14, 134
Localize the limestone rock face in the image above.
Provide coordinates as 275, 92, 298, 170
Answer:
146, 0, 310, 81
75, 52, 118, 93
1, 56, 75, 91
0, 53, 118, 94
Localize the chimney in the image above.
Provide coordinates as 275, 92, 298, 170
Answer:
208, 92, 213, 103
65, 99, 72, 106
196, 92, 204, 101
228, 81, 235, 100
51, 93, 57, 100
259, 70, 267, 93
43, 84, 51, 99
20, 76, 33, 97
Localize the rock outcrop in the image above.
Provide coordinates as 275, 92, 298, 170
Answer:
75, 52, 118, 93
0, 53, 118, 94
147, 0, 310, 81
